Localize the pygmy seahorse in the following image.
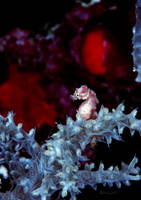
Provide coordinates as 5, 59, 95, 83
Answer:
71, 85, 99, 120
71, 85, 99, 146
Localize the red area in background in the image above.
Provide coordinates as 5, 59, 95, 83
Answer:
82, 30, 105, 75
0, 64, 57, 131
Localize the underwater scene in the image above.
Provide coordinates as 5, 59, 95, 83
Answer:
0, 0, 141, 199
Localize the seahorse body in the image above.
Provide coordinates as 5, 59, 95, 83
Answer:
71, 85, 99, 147
71, 85, 99, 120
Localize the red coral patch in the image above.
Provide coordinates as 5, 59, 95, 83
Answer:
82, 30, 106, 75
0, 64, 57, 131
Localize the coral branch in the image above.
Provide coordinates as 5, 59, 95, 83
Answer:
0, 90, 140, 199
132, 0, 141, 82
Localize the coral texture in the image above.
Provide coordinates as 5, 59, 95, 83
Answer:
132, 0, 141, 82
0, 100, 140, 200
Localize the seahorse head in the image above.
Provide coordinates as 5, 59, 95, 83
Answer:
71, 85, 89, 100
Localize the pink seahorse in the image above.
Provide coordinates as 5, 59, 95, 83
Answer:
71, 85, 99, 120
71, 85, 99, 147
